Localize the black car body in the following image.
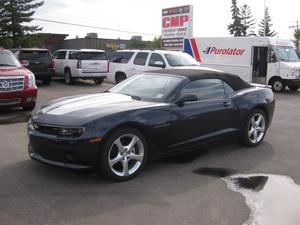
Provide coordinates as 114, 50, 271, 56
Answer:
12, 48, 54, 85
28, 69, 275, 180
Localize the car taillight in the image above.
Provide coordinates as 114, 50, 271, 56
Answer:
49, 60, 54, 69
107, 61, 110, 72
77, 60, 82, 69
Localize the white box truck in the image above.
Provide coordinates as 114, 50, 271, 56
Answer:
183, 37, 300, 91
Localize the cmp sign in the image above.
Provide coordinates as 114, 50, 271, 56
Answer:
161, 5, 193, 49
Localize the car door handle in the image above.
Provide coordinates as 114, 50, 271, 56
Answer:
222, 101, 232, 107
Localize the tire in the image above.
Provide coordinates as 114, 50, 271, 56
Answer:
270, 78, 285, 92
94, 77, 104, 85
99, 127, 148, 181
42, 78, 51, 85
23, 103, 36, 111
65, 70, 73, 85
115, 73, 126, 84
288, 85, 299, 91
240, 109, 267, 147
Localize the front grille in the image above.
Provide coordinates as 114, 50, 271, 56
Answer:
0, 98, 21, 105
0, 76, 24, 92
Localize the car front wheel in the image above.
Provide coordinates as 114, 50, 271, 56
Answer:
241, 109, 267, 147
99, 128, 148, 181
271, 78, 285, 92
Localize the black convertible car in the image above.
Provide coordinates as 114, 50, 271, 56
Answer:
28, 69, 275, 181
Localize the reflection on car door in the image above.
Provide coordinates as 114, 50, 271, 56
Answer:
130, 52, 150, 76
168, 79, 238, 150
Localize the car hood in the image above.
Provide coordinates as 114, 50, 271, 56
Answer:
0, 66, 29, 76
33, 93, 165, 126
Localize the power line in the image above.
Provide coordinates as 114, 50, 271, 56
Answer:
32, 18, 160, 37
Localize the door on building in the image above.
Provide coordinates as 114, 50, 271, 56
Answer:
251, 47, 268, 84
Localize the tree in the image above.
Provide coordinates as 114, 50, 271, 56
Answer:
227, 0, 244, 36
258, 7, 277, 37
293, 29, 300, 52
0, 0, 44, 47
151, 36, 161, 49
128, 40, 147, 49
240, 4, 256, 36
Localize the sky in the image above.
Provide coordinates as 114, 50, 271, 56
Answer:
31, 0, 300, 41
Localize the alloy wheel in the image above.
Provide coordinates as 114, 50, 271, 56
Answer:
108, 134, 144, 177
248, 113, 266, 144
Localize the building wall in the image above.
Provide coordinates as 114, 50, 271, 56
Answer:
61, 38, 129, 58
59, 38, 152, 58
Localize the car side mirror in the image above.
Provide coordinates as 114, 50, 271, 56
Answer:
176, 94, 198, 105
153, 61, 166, 68
20, 60, 29, 67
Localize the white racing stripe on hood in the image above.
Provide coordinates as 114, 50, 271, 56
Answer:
42, 93, 132, 116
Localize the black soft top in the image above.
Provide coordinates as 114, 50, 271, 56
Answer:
148, 68, 251, 91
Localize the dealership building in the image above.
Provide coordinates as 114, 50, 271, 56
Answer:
39, 33, 152, 57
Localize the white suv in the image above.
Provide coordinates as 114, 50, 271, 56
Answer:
106, 49, 200, 83
52, 49, 109, 85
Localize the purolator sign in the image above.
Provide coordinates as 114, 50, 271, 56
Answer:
161, 5, 193, 49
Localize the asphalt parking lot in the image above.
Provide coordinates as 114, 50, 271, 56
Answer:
1, 80, 300, 225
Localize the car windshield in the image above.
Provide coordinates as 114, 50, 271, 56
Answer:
164, 52, 199, 67
109, 73, 183, 102
0, 51, 21, 67
274, 46, 299, 62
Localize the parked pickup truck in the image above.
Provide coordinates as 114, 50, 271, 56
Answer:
52, 49, 109, 85
0, 49, 37, 111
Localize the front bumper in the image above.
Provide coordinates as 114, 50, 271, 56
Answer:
0, 87, 37, 108
284, 79, 300, 86
28, 134, 101, 170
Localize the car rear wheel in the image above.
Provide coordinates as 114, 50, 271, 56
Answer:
65, 70, 73, 85
115, 73, 126, 84
94, 77, 104, 85
99, 128, 148, 181
241, 109, 267, 147
270, 78, 285, 92
288, 85, 299, 91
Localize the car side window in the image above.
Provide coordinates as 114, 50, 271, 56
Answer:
223, 81, 234, 95
69, 51, 79, 60
52, 52, 59, 59
111, 51, 134, 63
180, 79, 226, 100
56, 51, 66, 60
149, 53, 166, 67
134, 52, 149, 66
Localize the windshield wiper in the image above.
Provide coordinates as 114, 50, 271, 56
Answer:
122, 93, 141, 100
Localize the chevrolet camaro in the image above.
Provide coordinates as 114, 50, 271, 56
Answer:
28, 69, 275, 181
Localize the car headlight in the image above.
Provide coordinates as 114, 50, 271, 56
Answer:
28, 73, 36, 87
27, 119, 34, 136
58, 127, 85, 138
